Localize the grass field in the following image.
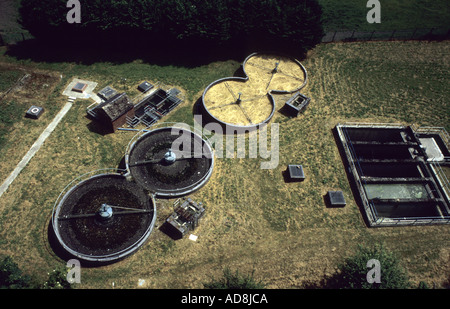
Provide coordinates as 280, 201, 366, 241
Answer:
318, 0, 450, 31
0, 39, 448, 289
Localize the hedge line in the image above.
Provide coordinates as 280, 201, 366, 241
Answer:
19, 0, 324, 54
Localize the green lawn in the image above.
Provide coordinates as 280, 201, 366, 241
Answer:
0, 66, 25, 149
318, 0, 450, 31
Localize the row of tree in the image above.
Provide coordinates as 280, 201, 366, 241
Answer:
19, 0, 324, 54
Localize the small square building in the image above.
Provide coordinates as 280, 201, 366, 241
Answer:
71, 82, 88, 93
287, 165, 305, 182
25, 106, 44, 119
164, 198, 205, 239
284, 92, 311, 117
97, 86, 118, 101
93, 93, 135, 132
327, 191, 346, 207
138, 81, 154, 93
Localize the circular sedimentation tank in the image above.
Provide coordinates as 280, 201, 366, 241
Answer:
52, 125, 214, 264
52, 173, 156, 263
126, 126, 214, 197
202, 53, 307, 132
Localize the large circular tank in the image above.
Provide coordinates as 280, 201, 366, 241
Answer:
125, 126, 214, 197
52, 173, 156, 263
201, 53, 308, 132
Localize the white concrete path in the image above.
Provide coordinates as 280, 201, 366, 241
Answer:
0, 102, 73, 198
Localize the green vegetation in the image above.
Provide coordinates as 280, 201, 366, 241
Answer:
0, 255, 71, 289
318, 0, 450, 31
5, 0, 450, 45
0, 255, 33, 288
326, 244, 410, 289
203, 267, 266, 289
19, 0, 324, 55
0, 100, 26, 149
0, 69, 21, 92
41, 266, 72, 289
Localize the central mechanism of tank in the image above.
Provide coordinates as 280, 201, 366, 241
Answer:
164, 149, 177, 164
97, 203, 113, 220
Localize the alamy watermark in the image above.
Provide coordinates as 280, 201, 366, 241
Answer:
66, 0, 81, 24
66, 259, 81, 284
66, 1, 381, 25
367, 0, 381, 24
366, 259, 381, 284
169, 115, 279, 170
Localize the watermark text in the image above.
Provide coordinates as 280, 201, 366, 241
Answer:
66, 0, 81, 24
367, 0, 381, 24
170, 115, 280, 169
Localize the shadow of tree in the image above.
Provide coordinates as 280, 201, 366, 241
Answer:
5, 29, 309, 69
5, 36, 255, 68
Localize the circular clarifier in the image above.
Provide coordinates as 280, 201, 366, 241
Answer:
126, 126, 214, 197
52, 173, 156, 263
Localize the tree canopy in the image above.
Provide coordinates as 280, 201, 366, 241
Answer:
0, 256, 33, 289
0, 255, 72, 289
326, 244, 411, 289
19, 0, 324, 56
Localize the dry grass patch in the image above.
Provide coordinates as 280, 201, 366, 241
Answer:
245, 54, 306, 91
203, 54, 307, 126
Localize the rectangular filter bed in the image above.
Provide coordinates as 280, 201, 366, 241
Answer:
335, 123, 450, 227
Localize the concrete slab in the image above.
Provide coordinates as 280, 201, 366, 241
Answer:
63, 78, 101, 102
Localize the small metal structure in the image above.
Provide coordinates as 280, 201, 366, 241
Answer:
72, 82, 88, 93
164, 149, 177, 164
126, 87, 183, 128
25, 105, 44, 119
287, 164, 305, 182
283, 92, 311, 117
138, 81, 154, 93
327, 191, 346, 207
164, 197, 205, 239
97, 204, 114, 220
97, 86, 118, 101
